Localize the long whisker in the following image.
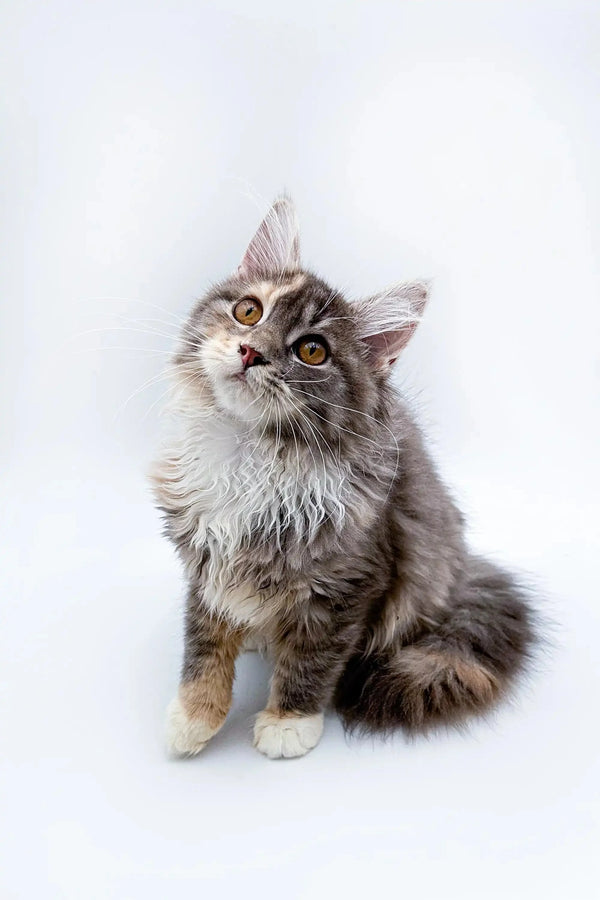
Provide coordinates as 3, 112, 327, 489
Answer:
289, 387, 392, 450
74, 346, 176, 356
280, 395, 346, 533
142, 376, 187, 423
283, 406, 301, 504
217, 398, 272, 515
81, 296, 191, 327
113, 367, 173, 422
237, 396, 273, 470
289, 387, 400, 495
262, 394, 283, 487
169, 367, 217, 416
80, 311, 184, 335
75, 315, 213, 347
283, 392, 333, 477
288, 390, 388, 458
284, 375, 333, 385
278, 393, 319, 474
73, 325, 181, 344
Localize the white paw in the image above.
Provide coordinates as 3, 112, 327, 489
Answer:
253, 710, 324, 759
166, 695, 219, 757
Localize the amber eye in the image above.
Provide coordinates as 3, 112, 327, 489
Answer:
233, 296, 263, 326
295, 337, 328, 366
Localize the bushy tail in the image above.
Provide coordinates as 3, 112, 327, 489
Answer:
335, 558, 538, 735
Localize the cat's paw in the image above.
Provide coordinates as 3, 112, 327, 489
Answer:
253, 710, 324, 759
166, 695, 220, 757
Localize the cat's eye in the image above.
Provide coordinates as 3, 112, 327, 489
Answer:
233, 296, 263, 326
295, 337, 328, 366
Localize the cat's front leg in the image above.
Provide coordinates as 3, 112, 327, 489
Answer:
253, 601, 353, 760
167, 595, 244, 757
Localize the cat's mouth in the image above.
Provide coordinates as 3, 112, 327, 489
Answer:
229, 365, 268, 386
229, 369, 259, 386
212, 363, 278, 424
222, 366, 270, 408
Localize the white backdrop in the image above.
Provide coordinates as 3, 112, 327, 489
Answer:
2, 2, 599, 898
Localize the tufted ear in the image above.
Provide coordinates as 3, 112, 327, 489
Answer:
238, 195, 301, 278
354, 280, 430, 369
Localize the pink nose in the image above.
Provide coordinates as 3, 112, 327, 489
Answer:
239, 344, 265, 369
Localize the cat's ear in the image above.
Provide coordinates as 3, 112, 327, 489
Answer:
238, 196, 300, 278
354, 280, 430, 369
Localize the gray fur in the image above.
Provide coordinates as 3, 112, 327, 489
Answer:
152, 197, 538, 746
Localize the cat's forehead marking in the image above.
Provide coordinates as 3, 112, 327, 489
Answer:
245, 274, 307, 322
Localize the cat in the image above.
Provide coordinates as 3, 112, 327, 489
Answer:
151, 196, 537, 759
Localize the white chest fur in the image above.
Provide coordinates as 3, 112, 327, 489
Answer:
152, 411, 350, 628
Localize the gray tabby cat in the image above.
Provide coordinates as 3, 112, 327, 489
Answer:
151, 196, 536, 759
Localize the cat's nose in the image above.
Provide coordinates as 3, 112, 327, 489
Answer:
239, 344, 268, 369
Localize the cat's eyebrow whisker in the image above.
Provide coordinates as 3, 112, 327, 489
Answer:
315, 288, 339, 317
314, 315, 354, 324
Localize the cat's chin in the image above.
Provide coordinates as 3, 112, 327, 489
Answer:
212, 375, 269, 424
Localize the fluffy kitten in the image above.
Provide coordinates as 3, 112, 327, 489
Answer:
151, 196, 536, 759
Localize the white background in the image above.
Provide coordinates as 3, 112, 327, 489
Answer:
2, 1, 599, 898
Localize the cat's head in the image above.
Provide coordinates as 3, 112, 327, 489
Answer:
174, 197, 429, 442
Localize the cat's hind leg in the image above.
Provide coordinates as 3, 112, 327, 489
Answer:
335, 557, 537, 734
